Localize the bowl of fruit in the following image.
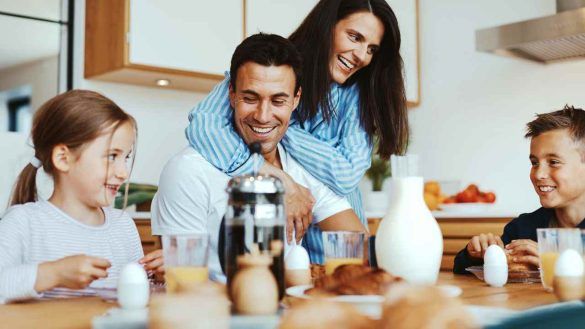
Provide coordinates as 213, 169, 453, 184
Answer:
439, 184, 496, 213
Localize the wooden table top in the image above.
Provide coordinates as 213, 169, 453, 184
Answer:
0, 272, 559, 329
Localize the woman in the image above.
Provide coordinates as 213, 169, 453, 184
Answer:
185, 0, 408, 263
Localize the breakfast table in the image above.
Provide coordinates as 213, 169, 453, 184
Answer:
0, 272, 564, 328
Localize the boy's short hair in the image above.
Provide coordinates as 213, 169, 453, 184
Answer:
229, 33, 302, 93
525, 105, 585, 159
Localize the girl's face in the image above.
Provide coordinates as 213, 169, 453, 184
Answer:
329, 11, 384, 84
65, 121, 135, 208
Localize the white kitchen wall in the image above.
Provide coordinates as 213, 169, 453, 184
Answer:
72, 0, 205, 188
401, 0, 585, 214
3, 0, 584, 214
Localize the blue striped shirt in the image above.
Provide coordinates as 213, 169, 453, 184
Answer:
185, 73, 372, 263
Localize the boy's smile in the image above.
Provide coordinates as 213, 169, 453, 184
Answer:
529, 128, 585, 210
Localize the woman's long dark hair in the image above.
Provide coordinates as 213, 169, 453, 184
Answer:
289, 0, 408, 159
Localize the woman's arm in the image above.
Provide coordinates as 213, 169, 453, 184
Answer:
281, 88, 372, 196
185, 74, 263, 176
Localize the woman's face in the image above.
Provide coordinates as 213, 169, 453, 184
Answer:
329, 12, 384, 84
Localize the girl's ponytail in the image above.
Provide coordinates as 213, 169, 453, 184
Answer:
10, 162, 40, 206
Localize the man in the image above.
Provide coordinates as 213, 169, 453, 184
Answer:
151, 33, 365, 280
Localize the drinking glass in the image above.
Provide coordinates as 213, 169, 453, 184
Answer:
537, 228, 582, 291
322, 231, 365, 275
162, 234, 210, 293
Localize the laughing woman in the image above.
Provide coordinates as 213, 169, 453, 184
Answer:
185, 0, 409, 263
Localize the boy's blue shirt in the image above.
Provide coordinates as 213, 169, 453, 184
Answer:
453, 207, 585, 274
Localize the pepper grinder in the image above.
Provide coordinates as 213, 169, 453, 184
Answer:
231, 245, 279, 315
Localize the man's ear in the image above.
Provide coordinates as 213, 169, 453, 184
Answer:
51, 144, 73, 173
229, 84, 236, 108
292, 87, 302, 111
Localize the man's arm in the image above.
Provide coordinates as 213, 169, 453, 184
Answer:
317, 209, 366, 232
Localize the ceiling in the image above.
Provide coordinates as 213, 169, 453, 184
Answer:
0, 0, 63, 70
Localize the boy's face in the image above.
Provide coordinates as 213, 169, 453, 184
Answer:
529, 128, 585, 210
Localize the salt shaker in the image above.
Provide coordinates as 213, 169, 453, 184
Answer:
483, 245, 508, 287
118, 263, 150, 309
231, 248, 278, 315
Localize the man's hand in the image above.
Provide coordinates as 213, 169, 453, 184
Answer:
36, 255, 111, 291
505, 239, 539, 267
466, 233, 504, 259
260, 162, 315, 243
285, 181, 315, 243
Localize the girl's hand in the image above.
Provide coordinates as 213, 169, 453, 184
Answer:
466, 233, 504, 259
37, 255, 111, 291
139, 249, 165, 280
505, 239, 539, 267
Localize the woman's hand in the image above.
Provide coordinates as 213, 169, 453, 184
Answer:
261, 163, 315, 243
466, 233, 504, 259
505, 239, 539, 267
139, 249, 165, 282
36, 255, 111, 292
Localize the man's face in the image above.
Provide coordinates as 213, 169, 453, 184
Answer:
230, 62, 300, 156
529, 128, 585, 210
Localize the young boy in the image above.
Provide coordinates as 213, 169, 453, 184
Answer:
453, 105, 585, 274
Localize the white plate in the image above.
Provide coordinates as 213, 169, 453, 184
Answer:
286, 284, 462, 318
286, 285, 384, 318
439, 203, 494, 213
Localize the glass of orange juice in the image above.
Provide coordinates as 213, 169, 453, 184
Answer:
162, 234, 210, 293
537, 228, 582, 292
322, 231, 365, 275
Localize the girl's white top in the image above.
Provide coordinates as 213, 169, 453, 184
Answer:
0, 200, 143, 303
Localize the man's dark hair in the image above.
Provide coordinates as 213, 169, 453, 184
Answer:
230, 33, 302, 93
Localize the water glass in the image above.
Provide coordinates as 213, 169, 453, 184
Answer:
537, 228, 582, 291
162, 234, 210, 293
322, 231, 365, 275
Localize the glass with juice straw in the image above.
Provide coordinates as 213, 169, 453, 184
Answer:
322, 231, 365, 275
537, 228, 582, 291
162, 234, 210, 293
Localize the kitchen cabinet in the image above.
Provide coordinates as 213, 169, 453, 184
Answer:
368, 216, 512, 271
244, 0, 317, 37
85, 0, 243, 92
133, 218, 161, 255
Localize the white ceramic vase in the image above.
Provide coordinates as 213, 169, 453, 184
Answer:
375, 177, 443, 285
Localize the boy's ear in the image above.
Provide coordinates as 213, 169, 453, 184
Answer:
51, 144, 73, 172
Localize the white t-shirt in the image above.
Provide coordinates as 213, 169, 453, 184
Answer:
0, 201, 143, 303
151, 145, 351, 279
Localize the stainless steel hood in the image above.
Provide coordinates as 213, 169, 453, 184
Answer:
476, 0, 585, 63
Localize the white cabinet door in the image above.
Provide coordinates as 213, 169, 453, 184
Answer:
129, 0, 243, 75
245, 0, 318, 38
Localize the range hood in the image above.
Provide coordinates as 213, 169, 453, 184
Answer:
476, 0, 585, 63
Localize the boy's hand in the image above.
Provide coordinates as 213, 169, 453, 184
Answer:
139, 249, 165, 281
39, 255, 111, 291
505, 239, 539, 267
466, 233, 504, 259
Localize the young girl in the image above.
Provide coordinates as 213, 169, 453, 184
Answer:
0, 90, 161, 303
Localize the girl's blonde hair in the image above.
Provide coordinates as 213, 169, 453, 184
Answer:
10, 89, 137, 206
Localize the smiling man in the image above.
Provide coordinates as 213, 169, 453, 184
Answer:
151, 34, 365, 280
